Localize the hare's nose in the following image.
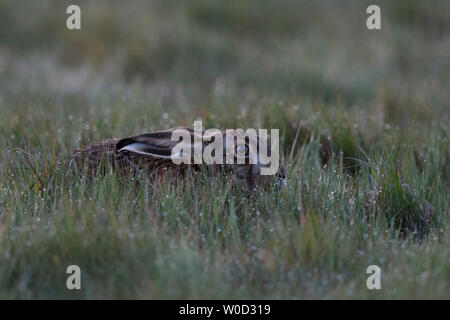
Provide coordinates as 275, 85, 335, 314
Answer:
277, 177, 287, 189
276, 170, 287, 188
275, 174, 287, 188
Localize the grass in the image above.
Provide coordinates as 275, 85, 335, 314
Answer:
0, 0, 449, 299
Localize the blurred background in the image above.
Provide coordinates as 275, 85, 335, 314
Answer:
0, 0, 449, 159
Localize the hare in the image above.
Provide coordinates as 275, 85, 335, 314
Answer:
72, 127, 286, 189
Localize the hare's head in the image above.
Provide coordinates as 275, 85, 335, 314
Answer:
220, 129, 286, 189
116, 127, 286, 189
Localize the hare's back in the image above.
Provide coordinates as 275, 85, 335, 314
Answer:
72, 139, 188, 175
72, 139, 119, 169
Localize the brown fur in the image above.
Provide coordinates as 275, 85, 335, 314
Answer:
71, 128, 286, 189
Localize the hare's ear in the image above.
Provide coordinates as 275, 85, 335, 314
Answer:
116, 129, 189, 159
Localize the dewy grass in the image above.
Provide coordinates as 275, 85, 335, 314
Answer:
0, 0, 449, 299
363, 151, 436, 240
0, 126, 449, 299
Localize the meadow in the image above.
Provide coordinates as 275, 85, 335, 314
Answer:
0, 0, 449, 298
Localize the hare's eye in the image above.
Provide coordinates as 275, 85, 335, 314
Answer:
235, 144, 249, 157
